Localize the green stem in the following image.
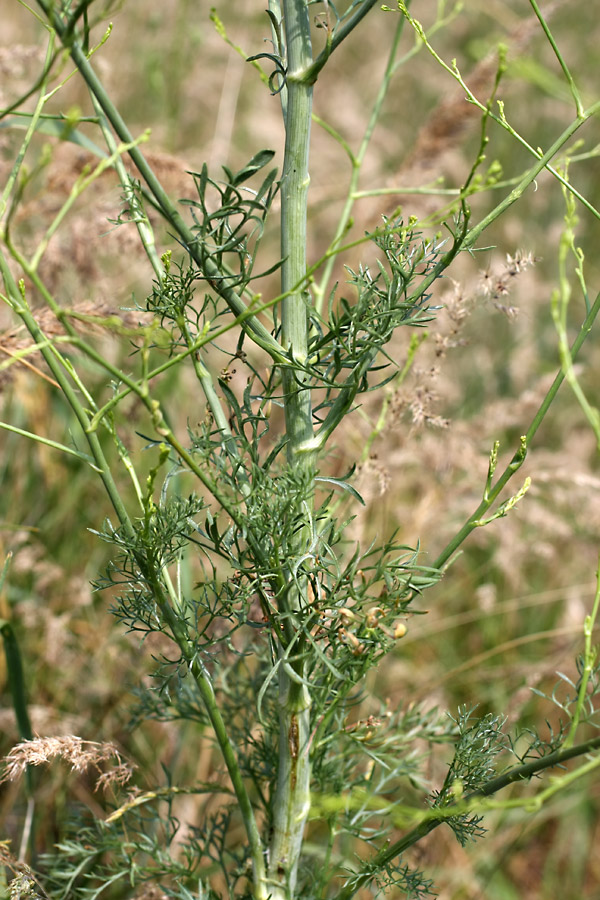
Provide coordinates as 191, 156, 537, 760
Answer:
0, 577, 36, 855
398, 3, 600, 224
91, 94, 240, 458
564, 553, 600, 748
280, 8, 314, 461
143, 569, 269, 900
268, 3, 315, 897
433, 288, 600, 571
58, 332, 256, 546
313, 14, 405, 316
527, 0, 584, 117
0, 421, 99, 467
0, 247, 268, 898
0, 253, 131, 526
551, 195, 600, 445
34, 0, 286, 364
338, 732, 600, 900
464, 106, 600, 248
0, 600, 34, 747
303, 0, 380, 84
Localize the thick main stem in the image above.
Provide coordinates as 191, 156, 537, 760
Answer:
268, 3, 314, 898
280, 9, 314, 458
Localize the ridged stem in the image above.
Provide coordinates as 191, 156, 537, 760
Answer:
268, 3, 314, 898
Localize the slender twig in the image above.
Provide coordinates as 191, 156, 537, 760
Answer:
303, 0, 380, 84
338, 732, 600, 900
398, 2, 600, 225
563, 554, 600, 748
34, 0, 286, 365
0, 422, 99, 468
528, 0, 584, 117
0, 246, 268, 898
433, 289, 600, 571
313, 14, 406, 317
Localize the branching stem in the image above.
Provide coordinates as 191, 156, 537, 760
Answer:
338, 732, 600, 900
433, 289, 600, 571
0, 246, 269, 899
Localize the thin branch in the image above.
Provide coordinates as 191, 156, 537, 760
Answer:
34, 0, 286, 364
0, 247, 268, 896
304, 0, 380, 84
433, 289, 600, 572
338, 732, 600, 900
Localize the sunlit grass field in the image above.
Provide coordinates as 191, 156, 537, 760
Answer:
2, 1, 600, 897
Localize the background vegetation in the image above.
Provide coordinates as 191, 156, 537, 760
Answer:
1, 1, 600, 898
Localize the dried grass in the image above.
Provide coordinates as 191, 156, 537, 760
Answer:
0, 735, 134, 792
1, 2, 599, 897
